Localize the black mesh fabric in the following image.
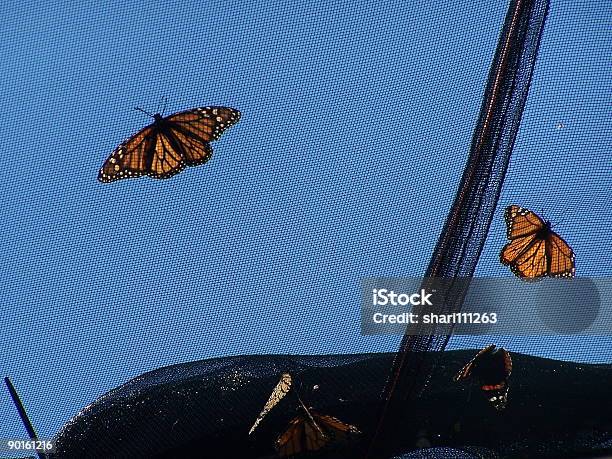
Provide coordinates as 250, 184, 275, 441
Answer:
51, 352, 611, 458
368, 1, 551, 456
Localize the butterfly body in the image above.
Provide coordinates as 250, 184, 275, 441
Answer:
249, 373, 360, 456
453, 345, 512, 410
500, 205, 575, 280
535, 221, 552, 240
98, 106, 240, 183
140, 114, 172, 172
276, 406, 360, 457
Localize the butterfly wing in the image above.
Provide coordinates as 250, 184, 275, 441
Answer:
500, 233, 537, 266
481, 348, 512, 410
276, 406, 359, 457
167, 106, 241, 141
508, 237, 548, 279
501, 205, 574, 279
453, 344, 496, 381
167, 129, 213, 167
313, 413, 361, 440
481, 381, 509, 410
304, 417, 330, 452
165, 106, 240, 167
502, 348, 512, 377
248, 373, 292, 435
276, 415, 329, 457
276, 416, 306, 457
98, 125, 186, 182
147, 130, 187, 179
98, 125, 154, 182
500, 206, 546, 278
455, 346, 512, 410
99, 106, 240, 183
546, 232, 576, 277
504, 205, 545, 239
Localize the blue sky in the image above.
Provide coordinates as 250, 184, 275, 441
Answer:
0, 0, 609, 445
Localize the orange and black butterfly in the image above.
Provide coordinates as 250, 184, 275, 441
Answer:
453, 344, 512, 410
98, 106, 240, 183
276, 404, 360, 458
500, 205, 575, 280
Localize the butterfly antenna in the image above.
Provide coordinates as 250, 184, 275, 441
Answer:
551, 206, 570, 229
293, 378, 307, 409
291, 374, 320, 423
551, 217, 566, 229
4, 377, 46, 459
293, 380, 314, 416
161, 97, 168, 116
294, 389, 326, 437
295, 391, 308, 411
134, 107, 154, 118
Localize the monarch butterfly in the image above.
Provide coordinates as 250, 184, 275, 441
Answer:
249, 373, 292, 436
500, 205, 575, 280
276, 404, 360, 457
453, 344, 512, 410
98, 106, 240, 182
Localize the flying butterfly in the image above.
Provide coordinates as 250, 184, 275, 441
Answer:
249, 373, 293, 436
276, 403, 361, 458
453, 344, 512, 410
500, 205, 575, 280
98, 106, 240, 182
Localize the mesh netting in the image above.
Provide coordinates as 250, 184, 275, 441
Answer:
1, 0, 609, 458
51, 352, 611, 458
369, 1, 552, 455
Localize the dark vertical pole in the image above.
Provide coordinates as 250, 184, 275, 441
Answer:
4, 376, 46, 459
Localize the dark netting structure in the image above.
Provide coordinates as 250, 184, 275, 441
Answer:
50, 353, 611, 457
1, 0, 610, 458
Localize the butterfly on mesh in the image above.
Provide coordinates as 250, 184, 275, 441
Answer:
500, 205, 575, 280
248, 373, 293, 436
453, 344, 512, 410
98, 106, 240, 183
276, 404, 361, 458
